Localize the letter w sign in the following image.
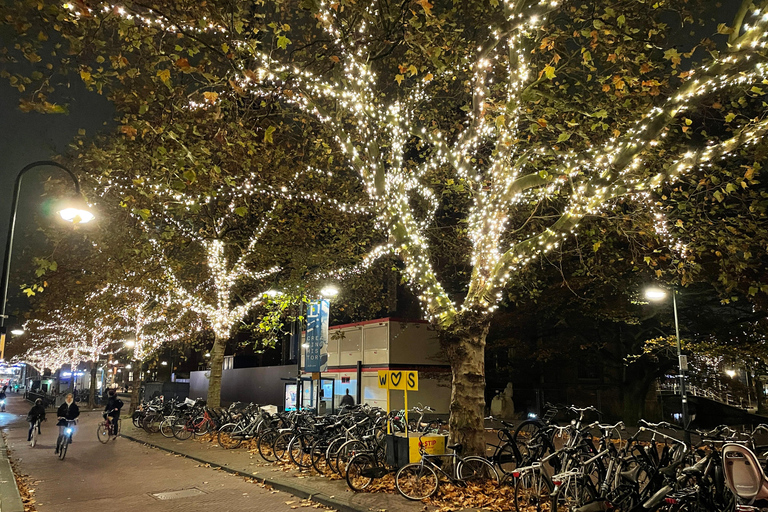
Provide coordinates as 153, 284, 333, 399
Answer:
377, 370, 418, 391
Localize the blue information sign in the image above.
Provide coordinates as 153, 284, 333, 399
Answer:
305, 299, 329, 372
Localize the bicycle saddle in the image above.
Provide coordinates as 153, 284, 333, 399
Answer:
447, 443, 462, 452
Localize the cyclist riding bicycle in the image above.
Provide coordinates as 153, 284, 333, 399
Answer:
27, 398, 46, 442
56, 393, 80, 454
103, 389, 123, 435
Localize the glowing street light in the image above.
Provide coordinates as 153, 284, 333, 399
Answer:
124, 339, 136, 349
726, 369, 737, 378
320, 286, 339, 298
10, 329, 24, 336
1, 161, 95, 360
645, 285, 690, 444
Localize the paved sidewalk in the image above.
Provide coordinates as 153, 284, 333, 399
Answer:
3, 394, 361, 512
122, 424, 422, 512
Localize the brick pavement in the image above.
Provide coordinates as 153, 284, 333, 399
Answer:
2, 394, 398, 512
121, 421, 423, 512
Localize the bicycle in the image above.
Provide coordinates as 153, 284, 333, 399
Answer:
29, 418, 42, 447
97, 415, 121, 443
395, 436, 499, 500
56, 420, 77, 460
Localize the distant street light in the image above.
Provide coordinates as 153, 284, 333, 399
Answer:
320, 286, 339, 298
124, 339, 136, 349
726, 369, 737, 378
161, 361, 168, 366
10, 329, 24, 336
645, 285, 691, 444
0, 161, 95, 360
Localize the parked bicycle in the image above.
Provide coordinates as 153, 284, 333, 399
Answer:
395, 435, 499, 500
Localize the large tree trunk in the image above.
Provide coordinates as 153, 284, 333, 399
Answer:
88, 363, 97, 409
443, 319, 489, 456
206, 334, 227, 408
129, 359, 141, 415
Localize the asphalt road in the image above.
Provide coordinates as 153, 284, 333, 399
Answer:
1, 394, 324, 512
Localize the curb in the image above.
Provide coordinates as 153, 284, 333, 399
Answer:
120, 433, 368, 512
0, 435, 25, 512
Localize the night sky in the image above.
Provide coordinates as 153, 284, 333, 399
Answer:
0, 79, 113, 329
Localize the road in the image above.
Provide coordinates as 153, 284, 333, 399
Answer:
1, 394, 321, 512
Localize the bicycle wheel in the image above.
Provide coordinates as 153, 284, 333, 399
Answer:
160, 418, 176, 438
310, 439, 331, 474
97, 422, 110, 444
513, 420, 544, 464
395, 463, 439, 500
218, 423, 244, 449
289, 434, 313, 468
336, 440, 365, 478
173, 418, 194, 440
58, 435, 68, 460
273, 432, 293, 462
346, 453, 375, 491
30, 426, 38, 447
193, 416, 211, 436
326, 437, 347, 474
457, 456, 500, 485
554, 474, 595, 511
142, 412, 161, 434
132, 412, 143, 428
514, 468, 552, 512
258, 430, 279, 462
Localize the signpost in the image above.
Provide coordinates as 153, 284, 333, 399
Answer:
378, 370, 419, 433
305, 300, 329, 373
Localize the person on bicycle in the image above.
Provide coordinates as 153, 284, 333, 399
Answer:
104, 389, 123, 435
56, 393, 80, 454
27, 398, 46, 442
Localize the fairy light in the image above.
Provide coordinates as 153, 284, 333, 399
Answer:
57, 1, 768, 327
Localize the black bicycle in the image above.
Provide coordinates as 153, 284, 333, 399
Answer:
56, 420, 77, 460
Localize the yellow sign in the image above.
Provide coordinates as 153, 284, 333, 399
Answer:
407, 434, 445, 463
377, 370, 418, 390
377, 370, 389, 388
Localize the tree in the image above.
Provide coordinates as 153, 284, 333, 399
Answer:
4, 0, 768, 451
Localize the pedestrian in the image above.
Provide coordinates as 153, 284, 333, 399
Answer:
340, 388, 355, 407
103, 389, 123, 435
0, 387, 7, 412
56, 393, 80, 454
27, 398, 46, 442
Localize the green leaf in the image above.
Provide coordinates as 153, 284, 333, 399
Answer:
557, 132, 571, 142
277, 35, 291, 50
725, 113, 736, 123
235, 206, 248, 217
139, 104, 149, 115
544, 65, 556, 79
183, 169, 197, 183
264, 125, 277, 143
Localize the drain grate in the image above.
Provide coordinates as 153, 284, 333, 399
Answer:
151, 488, 207, 500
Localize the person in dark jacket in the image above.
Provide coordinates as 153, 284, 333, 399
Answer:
103, 389, 123, 435
0, 388, 6, 412
340, 389, 355, 407
27, 398, 46, 442
56, 393, 80, 454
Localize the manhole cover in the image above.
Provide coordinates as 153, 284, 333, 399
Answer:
151, 488, 207, 500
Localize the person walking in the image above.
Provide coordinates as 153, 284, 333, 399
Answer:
340, 389, 355, 407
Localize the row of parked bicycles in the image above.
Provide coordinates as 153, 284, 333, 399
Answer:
131, 398, 768, 511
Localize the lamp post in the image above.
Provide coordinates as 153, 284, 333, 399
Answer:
0, 161, 94, 360
645, 286, 691, 445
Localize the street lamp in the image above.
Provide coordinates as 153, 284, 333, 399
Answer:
10, 329, 23, 336
645, 285, 691, 444
0, 161, 95, 360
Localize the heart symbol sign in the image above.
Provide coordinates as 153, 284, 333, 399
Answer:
390, 371, 403, 388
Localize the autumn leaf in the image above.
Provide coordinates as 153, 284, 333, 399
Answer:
203, 91, 219, 103
663, 48, 681, 67
416, 0, 433, 15
157, 69, 171, 83
395, 74, 404, 85
175, 57, 191, 70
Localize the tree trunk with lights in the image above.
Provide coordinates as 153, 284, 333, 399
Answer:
129, 359, 141, 415
88, 363, 97, 409
206, 334, 227, 408
442, 318, 490, 456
